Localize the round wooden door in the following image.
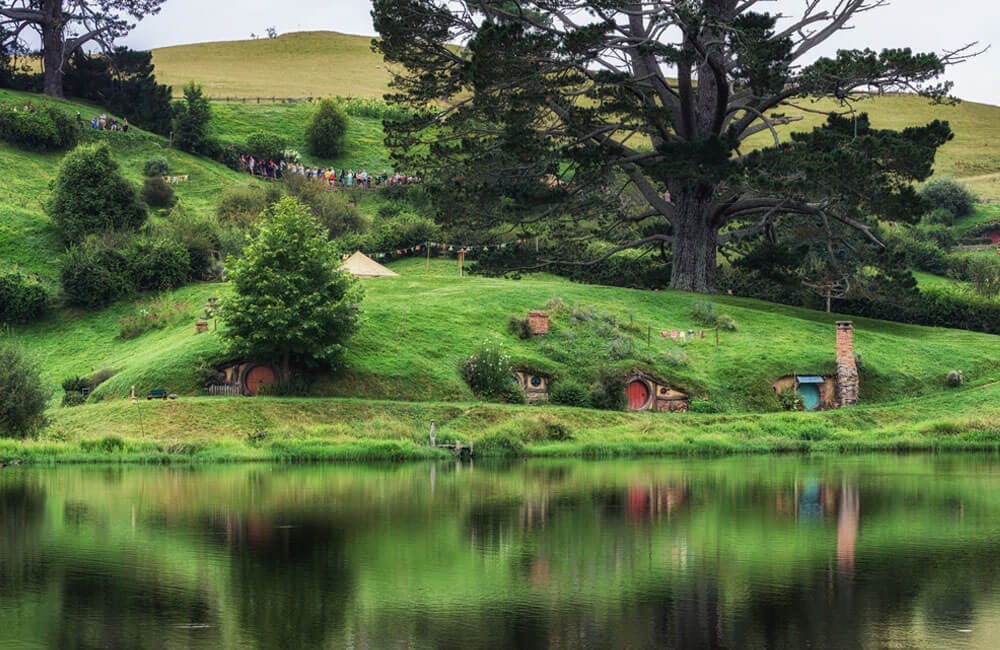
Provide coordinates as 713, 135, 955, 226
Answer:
799, 384, 821, 411
626, 380, 650, 410
245, 365, 276, 396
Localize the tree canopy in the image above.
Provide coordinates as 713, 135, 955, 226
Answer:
373, 0, 975, 293
0, 0, 166, 97
222, 197, 363, 382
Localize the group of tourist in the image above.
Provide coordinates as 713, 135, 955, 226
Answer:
238, 154, 418, 189
86, 112, 128, 132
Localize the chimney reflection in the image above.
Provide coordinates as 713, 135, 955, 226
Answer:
837, 481, 859, 578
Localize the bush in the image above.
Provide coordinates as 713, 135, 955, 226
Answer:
962, 256, 1000, 299
123, 236, 191, 292
462, 339, 518, 401
60, 239, 132, 308
305, 98, 348, 158
506, 314, 532, 340
920, 177, 977, 219
143, 156, 170, 177
0, 344, 48, 437
159, 208, 238, 280
0, 271, 48, 324
246, 131, 287, 162
549, 379, 591, 408
47, 142, 147, 242
284, 174, 368, 238
0, 104, 78, 151
141, 176, 176, 208
690, 301, 719, 326
590, 367, 626, 411
217, 184, 275, 228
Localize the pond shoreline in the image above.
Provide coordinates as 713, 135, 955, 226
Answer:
2, 392, 998, 464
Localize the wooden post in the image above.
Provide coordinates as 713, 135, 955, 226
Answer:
458, 250, 465, 277
647, 325, 651, 348
426, 242, 431, 271
715, 326, 719, 349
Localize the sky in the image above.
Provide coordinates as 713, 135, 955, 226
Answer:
125, 0, 999, 105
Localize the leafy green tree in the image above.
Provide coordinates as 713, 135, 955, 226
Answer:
920, 176, 977, 219
172, 81, 212, 153
305, 98, 348, 158
0, 343, 48, 437
373, 0, 975, 293
222, 197, 363, 381
47, 142, 147, 242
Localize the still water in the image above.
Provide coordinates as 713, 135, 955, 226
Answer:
1, 455, 998, 649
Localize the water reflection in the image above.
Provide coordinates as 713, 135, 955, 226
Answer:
0, 455, 997, 649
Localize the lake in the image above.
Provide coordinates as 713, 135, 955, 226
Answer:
1, 455, 998, 649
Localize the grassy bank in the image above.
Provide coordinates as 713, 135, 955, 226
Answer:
2, 375, 998, 464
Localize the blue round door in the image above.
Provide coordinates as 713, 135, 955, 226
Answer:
799, 384, 821, 411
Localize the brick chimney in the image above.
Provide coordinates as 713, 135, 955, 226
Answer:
835, 321, 859, 406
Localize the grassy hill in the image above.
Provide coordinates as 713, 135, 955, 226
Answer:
1, 256, 998, 461
151, 31, 391, 100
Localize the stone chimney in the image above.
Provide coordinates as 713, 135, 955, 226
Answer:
835, 321, 859, 406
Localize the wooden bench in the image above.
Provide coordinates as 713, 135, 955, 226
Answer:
147, 388, 168, 400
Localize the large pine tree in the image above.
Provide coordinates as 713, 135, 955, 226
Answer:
373, 0, 976, 292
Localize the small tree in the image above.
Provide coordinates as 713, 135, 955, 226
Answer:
920, 177, 977, 219
47, 142, 147, 243
222, 197, 362, 381
0, 344, 48, 437
305, 98, 348, 158
172, 81, 212, 153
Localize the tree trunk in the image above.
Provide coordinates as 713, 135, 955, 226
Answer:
41, 8, 65, 97
668, 194, 718, 293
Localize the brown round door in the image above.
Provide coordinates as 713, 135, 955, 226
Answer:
626, 380, 650, 410
245, 365, 276, 395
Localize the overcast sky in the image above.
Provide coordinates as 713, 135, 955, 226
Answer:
125, 0, 999, 105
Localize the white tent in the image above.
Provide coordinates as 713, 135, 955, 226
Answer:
340, 251, 399, 278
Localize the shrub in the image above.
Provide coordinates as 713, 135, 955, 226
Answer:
920, 176, 977, 219
590, 367, 626, 411
0, 271, 48, 324
245, 131, 287, 162
462, 339, 518, 401
60, 239, 132, 308
284, 174, 368, 238
690, 300, 719, 326
717, 313, 738, 331
0, 344, 48, 437
549, 379, 591, 408
962, 256, 1000, 299
922, 207, 956, 226
0, 105, 78, 151
507, 314, 532, 340
143, 156, 170, 177
217, 184, 273, 227
946, 370, 964, 388
123, 237, 191, 292
61, 391, 88, 407
141, 176, 176, 208
47, 142, 147, 242
305, 98, 348, 158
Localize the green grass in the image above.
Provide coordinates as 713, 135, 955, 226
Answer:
151, 31, 392, 100
1, 256, 997, 462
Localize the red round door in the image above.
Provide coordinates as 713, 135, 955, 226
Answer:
626, 380, 650, 410
245, 365, 276, 396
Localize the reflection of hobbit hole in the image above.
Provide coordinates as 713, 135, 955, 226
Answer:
772, 321, 860, 411
514, 369, 550, 403
625, 371, 689, 412
216, 361, 277, 396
